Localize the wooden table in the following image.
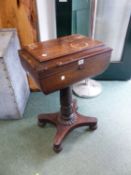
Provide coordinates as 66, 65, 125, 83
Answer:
19, 34, 112, 152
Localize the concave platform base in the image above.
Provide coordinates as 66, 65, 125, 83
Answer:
38, 112, 97, 153
38, 92, 97, 153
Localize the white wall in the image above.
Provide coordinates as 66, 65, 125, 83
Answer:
36, 0, 57, 41
94, 0, 131, 62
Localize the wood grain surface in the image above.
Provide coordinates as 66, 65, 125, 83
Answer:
24, 34, 104, 62
0, 0, 39, 90
19, 34, 112, 94
19, 35, 112, 152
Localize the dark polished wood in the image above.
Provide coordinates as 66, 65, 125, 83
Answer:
19, 34, 112, 152
38, 87, 97, 152
19, 35, 112, 94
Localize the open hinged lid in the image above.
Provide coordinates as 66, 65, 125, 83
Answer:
22, 34, 104, 63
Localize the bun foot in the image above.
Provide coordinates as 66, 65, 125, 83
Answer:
89, 123, 97, 130
38, 121, 46, 127
53, 144, 63, 153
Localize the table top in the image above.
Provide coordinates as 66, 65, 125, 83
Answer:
23, 34, 104, 63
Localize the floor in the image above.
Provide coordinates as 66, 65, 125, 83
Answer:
0, 81, 131, 175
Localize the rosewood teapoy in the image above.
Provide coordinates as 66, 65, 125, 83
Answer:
19, 34, 112, 152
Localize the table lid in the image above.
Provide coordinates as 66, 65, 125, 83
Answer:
23, 34, 104, 63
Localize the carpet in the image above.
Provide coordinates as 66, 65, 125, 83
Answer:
0, 81, 131, 175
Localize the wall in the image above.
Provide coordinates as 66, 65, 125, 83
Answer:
94, 0, 131, 62
36, 0, 57, 41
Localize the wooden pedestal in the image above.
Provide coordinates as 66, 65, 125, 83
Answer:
38, 87, 97, 152
19, 34, 112, 152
